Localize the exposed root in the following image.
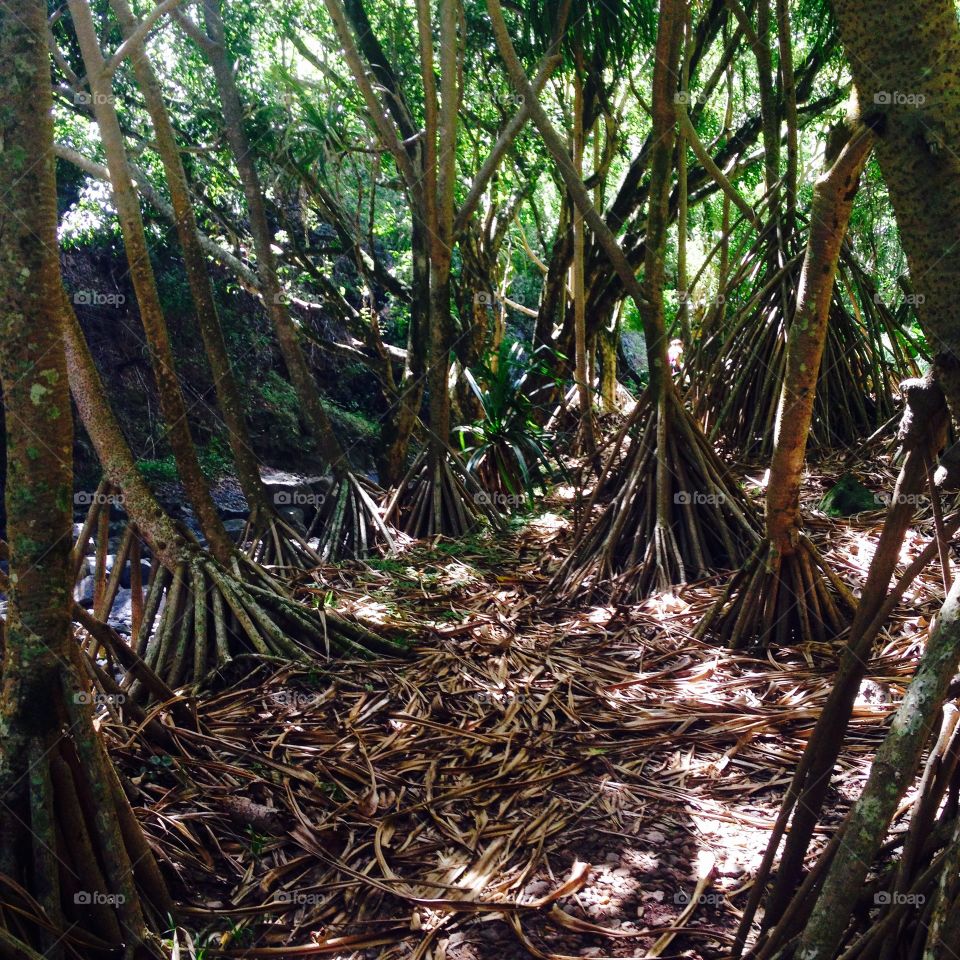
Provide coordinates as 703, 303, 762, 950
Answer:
384, 447, 504, 539
694, 534, 857, 649
241, 505, 323, 571
244, 472, 396, 570
556, 387, 760, 600
688, 224, 923, 456
117, 550, 404, 701
0, 648, 172, 958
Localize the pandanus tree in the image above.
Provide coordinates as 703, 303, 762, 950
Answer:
683, 4, 922, 457
726, 6, 960, 956
170, 0, 394, 560
66, 0, 236, 566
64, 297, 399, 697
520, 0, 758, 599
103, 0, 330, 571
320, 0, 564, 537
0, 4, 171, 951
695, 117, 874, 649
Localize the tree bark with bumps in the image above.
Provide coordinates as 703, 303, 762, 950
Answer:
0, 4, 171, 952
832, 0, 960, 423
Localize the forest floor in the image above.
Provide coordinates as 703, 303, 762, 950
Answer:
112, 457, 949, 960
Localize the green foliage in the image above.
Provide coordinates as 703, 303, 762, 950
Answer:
456, 340, 562, 506
137, 437, 235, 485
818, 473, 880, 516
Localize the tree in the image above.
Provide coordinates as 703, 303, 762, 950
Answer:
67, 0, 236, 565
831, 0, 960, 421
0, 3, 170, 952
509, 0, 760, 598
177, 0, 394, 559
63, 297, 399, 695
696, 118, 873, 649
107, 0, 325, 571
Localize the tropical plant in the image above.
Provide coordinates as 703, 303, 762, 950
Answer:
456, 341, 562, 506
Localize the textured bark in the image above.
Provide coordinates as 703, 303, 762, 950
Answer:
0, 0, 77, 879
765, 122, 874, 554
68, 0, 234, 564
832, 0, 960, 420
0, 5, 169, 950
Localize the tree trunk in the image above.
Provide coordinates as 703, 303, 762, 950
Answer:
572, 66, 596, 453
0, 5, 169, 950
832, 0, 960, 421
199, 0, 349, 472
765, 121, 874, 555
108, 0, 273, 522
68, 0, 234, 564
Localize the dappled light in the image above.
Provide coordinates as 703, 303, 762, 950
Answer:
2, 0, 960, 957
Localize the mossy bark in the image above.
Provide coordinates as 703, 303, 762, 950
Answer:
0, 5, 169, 951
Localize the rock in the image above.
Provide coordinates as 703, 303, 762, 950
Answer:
76, 576, 95, 608
107, 588, 133, 635
224, 519, 248, 541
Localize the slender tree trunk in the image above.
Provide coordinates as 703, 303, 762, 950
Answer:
765, 122, 874, 556
572, 66, 596, 454
68, 0, 234, 564
108, 0, 273, 523
199, 0, 349, 472
776, 0, 798, 234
